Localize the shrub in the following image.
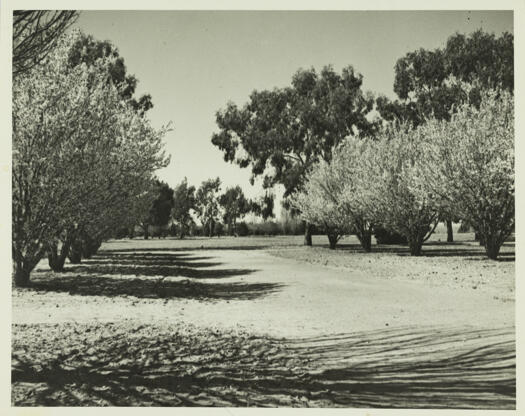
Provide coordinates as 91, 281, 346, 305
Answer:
373, 226, 408, 245
236, 221, 250, 237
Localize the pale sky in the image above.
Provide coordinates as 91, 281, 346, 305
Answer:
74, 10, 513, 219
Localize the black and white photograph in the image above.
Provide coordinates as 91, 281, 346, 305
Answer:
2, 0, 522, 411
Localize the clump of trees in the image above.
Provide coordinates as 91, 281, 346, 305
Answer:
139, 180, 175, 240
12, 30, 169, 285
219, 186, 251, 236
414, 88, 514, 259
195, 177, 222, 237
292, 137, 374, 250
376, 30, 513, 242
212, 65, 377, 246
293, 87, 513, 259
171, 178, 197, 239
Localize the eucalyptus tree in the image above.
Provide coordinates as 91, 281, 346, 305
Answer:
212, 65, 377, 245
172, 178, 197, 239
195, 178, 222, 237
219, 186, 251, 236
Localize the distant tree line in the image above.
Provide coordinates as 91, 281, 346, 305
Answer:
128, 176, 277, 239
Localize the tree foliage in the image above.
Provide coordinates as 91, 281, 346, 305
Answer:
414, 88, 514, 259
219, 186, 251, 235
172, 178, 197, 239
13, 10, 78, 76
377, 30, 513, 126
195, 178, 222, 237
12, 31, 169, 284
140, 180, 175, 239
67, 33, 153, 114
352, 124, 441, 255
212, 65, 377, 244
291, 137, 375, 250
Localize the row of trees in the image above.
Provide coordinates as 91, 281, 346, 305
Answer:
12, 13, 169, 286
211, 30, 514, 259
138, 177, 275, 239
293, 87, 514, 259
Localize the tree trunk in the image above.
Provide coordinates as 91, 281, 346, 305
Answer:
47, 240, 71, 272
209, 219, 215, 237
13, 265, 31, 287
82, 237, 101, 259
304, 221, 313, 246
408, 234, 424, 256
12, 245, 44, 287
68, 239, 83, 264
446, 220, 453, 243
475, 232, 485, 246
327, 233, 338, 249
484, 233, 502, 260
358, 230, 372, 252
143, 224, 149, 240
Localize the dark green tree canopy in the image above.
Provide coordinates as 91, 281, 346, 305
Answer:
172, 178, 197, 237
195, 177, 221, 225
172, 178, 196, 222
67, 33, 153, 114
377, 30, 513, 126
251, 193, 275, 221
212, 65, 377, 199
148, 180, 175, 227
219, 186, 251, 233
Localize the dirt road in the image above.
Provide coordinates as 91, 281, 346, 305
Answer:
12, 240, 515, 408
13, 245, 514, 337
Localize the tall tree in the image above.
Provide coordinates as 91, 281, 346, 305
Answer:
67, 33, 153, 114
376, 30, 513, 242
212, 65, 376, 246
219, 186, 251, 236
195, 178, 221, 237
139, 180, 175, 240
13, 10, 78, 76
415, 88, 514, 260
12, 31, 169, 284
172, 178, 197, 239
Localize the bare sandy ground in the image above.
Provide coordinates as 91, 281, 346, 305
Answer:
11, 236, 515, 407
13, 238, 514, 338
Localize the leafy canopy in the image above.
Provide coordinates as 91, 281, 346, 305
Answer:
377, 30, 513, 126
212, 65, 377, 201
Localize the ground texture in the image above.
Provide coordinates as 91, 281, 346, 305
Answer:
12, 233, 515, 408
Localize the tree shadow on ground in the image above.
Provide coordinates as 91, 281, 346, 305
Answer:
65, 248, 252, 278
66, 264, 247, 279
12, 324, 515, 408
88, 252, 218, 268
334, 242, 515, 261
101, 245, 274, 253
25, 274, 281, 301
27, 249, 280, 300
